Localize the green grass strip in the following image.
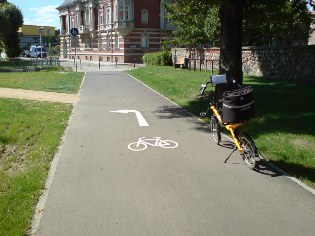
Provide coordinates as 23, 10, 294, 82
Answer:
0, 71, 84, 94
0, 98, 72, 236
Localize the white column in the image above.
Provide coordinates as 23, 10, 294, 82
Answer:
86, 8, 89, 26
77, 12, 81, 27
90, 7, 94, 29
66, 14, 70, 33
59, 16, 63, 33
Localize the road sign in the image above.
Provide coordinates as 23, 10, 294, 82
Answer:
70, 27, 79, 36
71, 36, 79, 47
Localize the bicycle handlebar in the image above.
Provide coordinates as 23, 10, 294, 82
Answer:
199, 75, 243, 96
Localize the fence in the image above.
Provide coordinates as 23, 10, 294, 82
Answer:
0, 57, 60, 72
172, 46, 315, 84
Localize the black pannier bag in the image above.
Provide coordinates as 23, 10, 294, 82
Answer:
222, 86, 255, 123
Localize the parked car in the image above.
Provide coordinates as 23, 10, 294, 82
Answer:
30, 46, 47, 58
24, 50, 31, 58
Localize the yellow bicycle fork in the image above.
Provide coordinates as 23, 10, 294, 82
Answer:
210, 105, 244, 154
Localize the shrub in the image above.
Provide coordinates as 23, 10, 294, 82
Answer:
48, 45, 60, 56
143, 51, 172, 66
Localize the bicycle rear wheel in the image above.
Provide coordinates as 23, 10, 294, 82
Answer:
210, 116, 221, 145
238, 133, 258, 170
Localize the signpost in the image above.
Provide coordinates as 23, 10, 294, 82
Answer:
70, 28, 79, 72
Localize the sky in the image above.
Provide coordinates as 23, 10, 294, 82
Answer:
8, 0, 64, 29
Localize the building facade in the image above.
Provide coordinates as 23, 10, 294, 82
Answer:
18, 25, 56, 49
57, 0, 174, 63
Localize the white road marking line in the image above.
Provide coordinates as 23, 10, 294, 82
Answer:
109, 110, 149, 127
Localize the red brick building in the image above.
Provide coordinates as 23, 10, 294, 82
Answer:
57, 0, 174, 63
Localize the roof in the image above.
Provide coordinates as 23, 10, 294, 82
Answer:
56, 0, 77, 10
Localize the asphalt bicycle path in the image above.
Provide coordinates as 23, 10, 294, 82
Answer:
34, 71, 315, 235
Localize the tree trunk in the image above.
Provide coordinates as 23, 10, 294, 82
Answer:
219, 0, 244, 85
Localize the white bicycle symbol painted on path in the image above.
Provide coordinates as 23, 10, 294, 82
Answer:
128, 137, 178, 151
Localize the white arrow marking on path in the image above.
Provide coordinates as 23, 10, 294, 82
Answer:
109, 110, 149, 127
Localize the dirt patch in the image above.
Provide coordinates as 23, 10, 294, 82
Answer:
0, 88, 79, 104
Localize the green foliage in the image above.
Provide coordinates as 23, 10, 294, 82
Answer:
243, 0, 315, 45
48, 45, 60, 56
165, 0, 314, 47
0, 1, 23, 57
204, 6, 220, 47
143, 51, 172, 66
164, 0, 216, 47
3, 32, 21, 58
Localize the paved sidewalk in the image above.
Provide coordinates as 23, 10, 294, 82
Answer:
0, 87, 79, 104
32, 71, 315, 236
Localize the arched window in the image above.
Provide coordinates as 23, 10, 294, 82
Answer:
106, 7, 112, 25
141, 9, 148, 24
98, 9, 104, 26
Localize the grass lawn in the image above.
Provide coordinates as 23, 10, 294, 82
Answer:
0, 71, 84, 236
128, 66, 315, 188
0, 71, 84, 93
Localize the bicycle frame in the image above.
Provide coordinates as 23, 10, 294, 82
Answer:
210, 103, 245, 153
200, 74, 260, 169
136, 137, 162, 146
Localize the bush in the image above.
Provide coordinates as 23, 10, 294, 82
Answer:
48, 45, 60, 56
143, 51, 172, 66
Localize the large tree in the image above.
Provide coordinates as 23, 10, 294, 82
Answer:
0, 0, 23, 57
165, 0, 314, 84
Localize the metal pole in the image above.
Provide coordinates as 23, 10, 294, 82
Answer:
212, 60, 214, 75
39, 27, 44, 65
74, 44, 77, 72
134, 58, 135, 68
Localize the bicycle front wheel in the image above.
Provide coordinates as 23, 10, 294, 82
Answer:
238, 133, 258, 170
210, 116, 221, 145
128, 142, 147, 151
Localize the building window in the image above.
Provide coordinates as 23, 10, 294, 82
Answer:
98, 9, 104, 25
115, 33, 119, 49
70, 16, 75, 29
141, 9, 148, 24
125, 2, 131, 21
119, 3, 124, 20
76, 14, 79, 28
81, 10, 85, 25
115, 0, 133, 22
141, 32, 149, 48
106, 7, 112, 24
